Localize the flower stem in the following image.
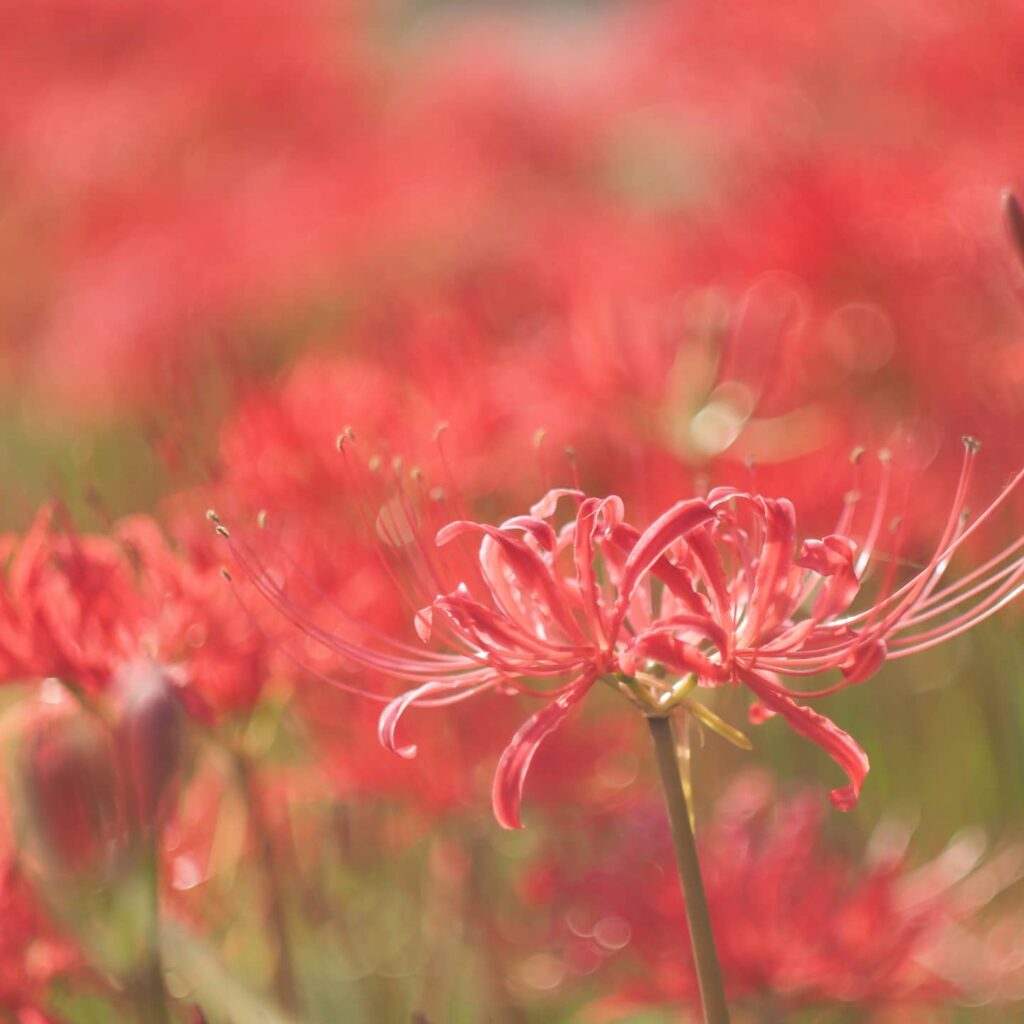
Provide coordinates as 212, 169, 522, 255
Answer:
232, 751, 301, 1015
130, 952, 171, 1024
128, 848, 172, 1024
646, 714, 730, 1024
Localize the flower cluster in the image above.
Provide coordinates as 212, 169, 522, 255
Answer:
4, 0, 1024, 1018
0, 505, 272, 719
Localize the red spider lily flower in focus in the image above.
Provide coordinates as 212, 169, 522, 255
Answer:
225, 438, 1024, 829
524, 775, 1023, 1013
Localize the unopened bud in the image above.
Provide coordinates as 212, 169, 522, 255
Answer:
114, 661, 184, 836
15, 688, 126, 878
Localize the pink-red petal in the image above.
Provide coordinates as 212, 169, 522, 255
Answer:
379, 680, 474, 759
626, 632, 729, 683
611, 500, 715, 628
741, 669, 869, 811
492, 674, 596, 830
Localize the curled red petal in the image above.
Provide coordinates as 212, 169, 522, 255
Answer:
686, 529, 734, 629
840, 638, 888, 686
573, 498, 607, 645
437, 521, 582, 641
498, 515, 557, 552
607, 523, 707, 617
612, 499, 715, 628
629, 632, 729, 683
797, 534, 861, 619
741, 668, 869, 811
492, 674, 596, 830
379, 681, 464, 759
436, 592, 574, 663
744, 497, 797, 640
528, 488, 585, 520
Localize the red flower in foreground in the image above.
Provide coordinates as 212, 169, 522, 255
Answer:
227, 439, 1024, 828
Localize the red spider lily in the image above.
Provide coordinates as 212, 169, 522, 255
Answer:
524, 775, 1023, 1013
0, 505, 271, 719
225, 437, 1024, 830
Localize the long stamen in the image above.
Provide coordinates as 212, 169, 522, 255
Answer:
890, 560, 1024, 652
896, 548, 1024, 631
861, 448, 1024, 649
215, 520, 486, 681
855, 450, 891, 577
830, 440, 981, 633
889, 572, 1024, 658
336, 433, 436, 616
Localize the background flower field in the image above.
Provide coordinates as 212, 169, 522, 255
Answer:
2, 1, 1024, 1021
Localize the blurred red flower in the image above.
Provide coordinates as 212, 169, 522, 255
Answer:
526, 775, 1020, 1014
0, 505, 272, 719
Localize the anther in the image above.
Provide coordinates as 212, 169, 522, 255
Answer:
392, 456, 404, 474
433, 423, 448, 441
215, 525, 230, 539
429, 486, 446, 502
368, 455, 383, 473
850, 446, 866, 465
533, 427, 547, 448
220, 567, 233, 582
878, 448, 892, 464
410, 467, 424, 482
206, 509, 221, 524
962, 435, 981, 453
257, 510, 267, 529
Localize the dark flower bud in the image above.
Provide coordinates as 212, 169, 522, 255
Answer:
113, 661, 184, 836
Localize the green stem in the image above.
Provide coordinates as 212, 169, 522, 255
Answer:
129, 849, 172, 1024
129, 954, 171, 1024
233, 752, 301, 1015
647, 715, 730, 1024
